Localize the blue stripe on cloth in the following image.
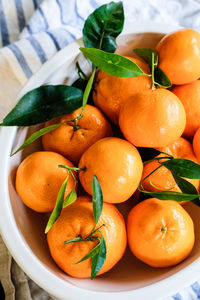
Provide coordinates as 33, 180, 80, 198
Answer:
27, 24, 33, 34
0, 0, 10, 46
75, 0, 85, 22
172, 293, 183, 300
14, 0, 26, 32
38, 7, 48, 29
27, 36, 47, 63
191, 282, 200, 298
7, 44, 33, 78
32, 0, 38, 10
55, 0, 66, 24
46, 31, 60, 50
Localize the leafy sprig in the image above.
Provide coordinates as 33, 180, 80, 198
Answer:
139, 155, 200, 207
64, 175, 106, 280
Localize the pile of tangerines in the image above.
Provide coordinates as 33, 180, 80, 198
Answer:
15, 28, 200, 278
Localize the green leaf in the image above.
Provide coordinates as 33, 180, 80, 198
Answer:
1, 85, 83, 126
154, 67, 172, 88
45, 173, 69, 233
64, 236, 83, 244
92, 175, 103, 226
81, 70, 95, 114
75, 240, 101, 264
161, 158, 200, 179
172, 173, 200, 207
134, 48, 158, 68
63, 187, 77, 208
91, 235, 106, 279
11, 122, 66, 156
72, 77, 88, 91
80, 47, 145, 78
141, 189, 199, 202
83, 1, 124, 52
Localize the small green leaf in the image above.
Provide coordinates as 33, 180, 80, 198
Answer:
64, 236, 83, 244
75, 240, 101, 264
11, 122, 66, 156
63, 187, 77, 208
172, 173, 200, 207
154, 67, 172, 88
1, 85, 83, 126
134, 48, 158, 68
80, 47, 145, 78
83, 1, 124, 52
92, 175, 103, 226
45, 173, 69, 233
161, 158, 200, 179
91, 235, 106, 279
81, 70, 95, 115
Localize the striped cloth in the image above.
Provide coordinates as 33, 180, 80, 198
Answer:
0, 0, 200, 299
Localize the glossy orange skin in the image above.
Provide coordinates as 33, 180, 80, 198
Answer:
15, 151, 75, 212
47, 197, 127, 278
119, 89, 186, 148
156, 29, 200, 85
93, 57, 151, 124
142, 138, 199, 199
78, 137, 143, 203
193, 127, 200, 163
172, 80, 200, 140
42, 105, 112, 164
127, 198, 195, 267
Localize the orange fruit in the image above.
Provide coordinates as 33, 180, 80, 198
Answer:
119, 88, 186, 148
47, 197, 127, 278
141, 137, 199, 197
172, 80, 200, 140
93, 57, 151, 124
15, 151, 75, 212
156, 29, 200, 85
78, 137, 143, 203
193, 127, 200, 163
42, 104, 112, 164
127, 198, 195, 267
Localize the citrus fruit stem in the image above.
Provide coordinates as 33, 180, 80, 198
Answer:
58, 164, 87, 172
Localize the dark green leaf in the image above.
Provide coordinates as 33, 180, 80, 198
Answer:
92, 175, 103, 226
75, 240, 101, 264
11, 122, 66, 156
154, 67, 172, 88
83, 1, 124, 52
141, 189, 199, 202
91, 235, 106, 279
80, 47, 145, 78
45, 173, 69, 233
172, 173, 200, 207
162, 158, 200, 179
63, 187, 77, 208
2, 85, 83, 126
134, 48, 158, 68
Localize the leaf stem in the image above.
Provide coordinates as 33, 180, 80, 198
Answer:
76, 61, 89, 80
58, 164, 87, 172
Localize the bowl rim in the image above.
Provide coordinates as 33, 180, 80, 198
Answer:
1, 21, 199, 300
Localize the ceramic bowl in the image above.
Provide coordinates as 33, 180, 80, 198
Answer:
0, 22, 200, 300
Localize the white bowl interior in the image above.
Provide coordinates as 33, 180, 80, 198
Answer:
2, 25, 200, 299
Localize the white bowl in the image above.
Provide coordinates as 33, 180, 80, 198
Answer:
1, 22, 200, 300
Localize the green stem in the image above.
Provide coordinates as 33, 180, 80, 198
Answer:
76, 61, 89, 80
139, 164, 163, 191
143, 156, 172, 165
58, 164, 87, 172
